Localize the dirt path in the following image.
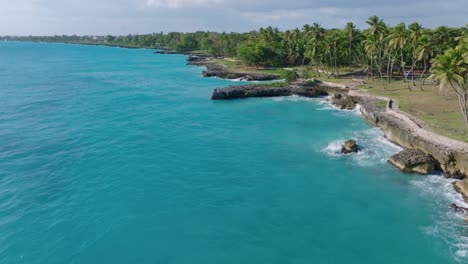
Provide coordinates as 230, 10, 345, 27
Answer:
348, 87, 468, 152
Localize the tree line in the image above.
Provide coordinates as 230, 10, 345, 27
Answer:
2, 17, 465, 80
1, 16, 466, 124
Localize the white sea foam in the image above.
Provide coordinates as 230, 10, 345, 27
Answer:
317, 97, 362, 116
322, 127, 401, 167
271, 95, 321, 102
411, 174, 468, 263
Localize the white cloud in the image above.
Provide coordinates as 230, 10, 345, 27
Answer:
145, 0, 223, 8
0, 0, 466, 35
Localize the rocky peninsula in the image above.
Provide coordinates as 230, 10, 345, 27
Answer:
187, 55, 280, 81
211, 80, 347, 99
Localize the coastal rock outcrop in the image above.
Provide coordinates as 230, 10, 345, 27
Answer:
202, 70, 279, 81
449, 203, 468, 213
154, 50, 178, 54
453, 179, 468, 200
332, 94, 358, 110
186, 56, 281, 81
341, 140, 360, 154
211, 83, 347, 100
441, 152, 465, 179
357, 95, 468, 178
388, 149, 437, 175
212, 85, 291, 99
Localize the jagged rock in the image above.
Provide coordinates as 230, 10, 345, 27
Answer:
211, 84, 333, 100
154, 50, 178, 54
332, 93, 357, 110
341, 140, 360, 154
453, 179, 468, 201
202, 70, 279, 81
441, 152, 465, 179
388, 149, 437, 175
449, 203, 468, 213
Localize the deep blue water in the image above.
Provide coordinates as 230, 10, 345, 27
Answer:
0, 41, 467, 263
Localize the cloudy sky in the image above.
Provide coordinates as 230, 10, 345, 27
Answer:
0, 0, 466, 35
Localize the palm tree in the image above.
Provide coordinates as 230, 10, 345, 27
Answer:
389, 23, 410, 89
365, 16, 387, 83
363, 36, 378, 81
344, 22, 357, 65
366, 16, 384, 38
415, 34, 434, 89
408, 22, 423, 86
301, 24, 311, 65
305, 23, 325, 76
429, 44, 468, 125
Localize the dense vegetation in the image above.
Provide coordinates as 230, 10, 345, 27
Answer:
3, 17, 465, 78
1, 16, 467, 125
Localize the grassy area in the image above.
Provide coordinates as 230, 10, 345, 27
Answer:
374, 99, 388, 109
358, 79, 468, 142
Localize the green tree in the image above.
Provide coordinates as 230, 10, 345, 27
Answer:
389, 23, 410, 88
429, 43, 468, 125
415, 34, 434, 88
237, 42, 275, 68
343, 22, 358, 65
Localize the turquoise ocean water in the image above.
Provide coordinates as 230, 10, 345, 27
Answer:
0, 41, 467, 263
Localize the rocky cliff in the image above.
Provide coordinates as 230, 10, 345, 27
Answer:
187, 56, 280, 81
211, 81, 348, 100
356, 95, 468, 179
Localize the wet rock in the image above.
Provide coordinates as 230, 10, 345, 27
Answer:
441, 152, 465, 179
211, 85, 291, 99
341, 140, 360, 154
154, 50, 178, 54
449, 203, 468, 213
331, 93, 357, 110
388, 149, 437, 175
453, 179, 468, 201
211, 84, 330, 100
202, 70, 280, 81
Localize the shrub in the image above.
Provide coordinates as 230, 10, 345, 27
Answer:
281, 70, 299, 82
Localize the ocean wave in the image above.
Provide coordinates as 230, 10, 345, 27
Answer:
228, 78, 287, 83
228, 77, 245, 82
317, 97, 362, 116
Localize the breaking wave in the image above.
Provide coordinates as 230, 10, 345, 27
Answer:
322, 127, 402, 167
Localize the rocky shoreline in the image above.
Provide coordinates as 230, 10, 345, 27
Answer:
354, 91, 468, 178
209, 80, 468, 189
211, 80, 348, 99
181, 52, 468, 205
187, 55, 281, 81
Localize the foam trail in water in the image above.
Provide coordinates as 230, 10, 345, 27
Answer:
411, 174, 468, 263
